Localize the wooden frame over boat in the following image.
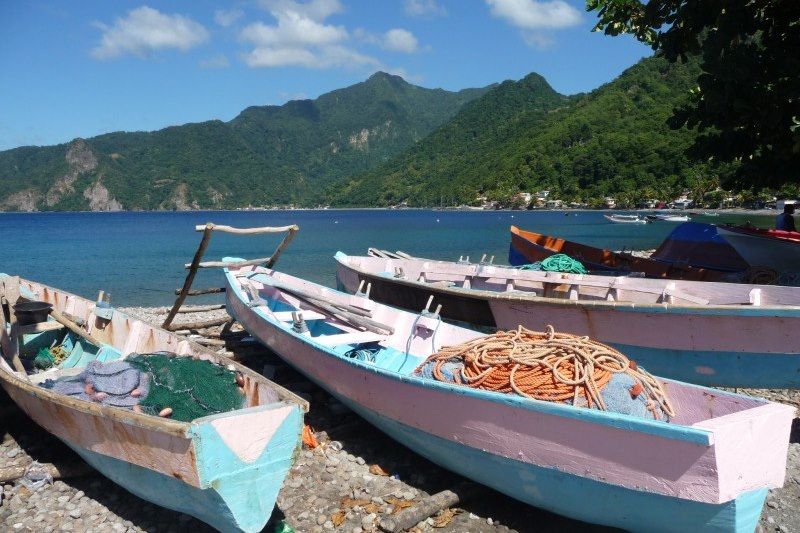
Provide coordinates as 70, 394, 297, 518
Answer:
0, 275, 306, 533
224, 261, 795, 532
509, 225, 727, 281
335, 252, 800, 388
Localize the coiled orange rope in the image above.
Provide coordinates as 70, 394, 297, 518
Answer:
417, 325, 675, 419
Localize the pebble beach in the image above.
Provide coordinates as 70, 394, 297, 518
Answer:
1, 305, 799, 533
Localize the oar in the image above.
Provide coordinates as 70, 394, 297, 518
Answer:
251, 278, 394, 335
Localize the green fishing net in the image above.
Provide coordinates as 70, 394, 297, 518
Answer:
127, 352, 244, 422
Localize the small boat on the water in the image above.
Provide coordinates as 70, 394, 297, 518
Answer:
717, 225, 800, 273
336, 252, 800, 388
509, 225, 727, 281
224, 261, 794, 532
645, 214, 691, 222
0, 275, 306, 532
604, 214, 648, 224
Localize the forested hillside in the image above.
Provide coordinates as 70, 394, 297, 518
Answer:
0, 73, 489, 211
331, 56, 724, 207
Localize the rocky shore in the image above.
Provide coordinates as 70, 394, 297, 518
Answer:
1, 306, 798, 533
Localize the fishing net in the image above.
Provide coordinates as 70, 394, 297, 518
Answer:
126, 352, 244, 422
415, 326, 675, 421
514, 253, 588, 274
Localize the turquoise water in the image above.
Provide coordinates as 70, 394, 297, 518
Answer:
0, 209, 771, 306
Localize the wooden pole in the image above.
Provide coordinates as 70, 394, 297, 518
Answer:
253, 280, 394, 335
266, 226, 299, 268
49, 309, 105, 347
163, 223, 214, 329
165, 315, 231, 332
378, 485, 479, 532
173, 286, 225, 296
193, 224, 298, 235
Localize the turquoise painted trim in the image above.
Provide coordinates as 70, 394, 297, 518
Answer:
352, 407, 766, 533
190, 405, 303, 533
62, 439, 263, 533
224, 266, 714, 447
614, 342, 800, 389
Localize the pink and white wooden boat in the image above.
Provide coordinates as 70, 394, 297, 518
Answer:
0, 275, 306, 532
224, 261, 794, 532
335, 252, 800, 388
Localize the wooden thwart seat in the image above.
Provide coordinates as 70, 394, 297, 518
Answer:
313, 331, 389, 347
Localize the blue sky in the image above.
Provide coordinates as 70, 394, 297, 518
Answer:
0, 0, 652, 151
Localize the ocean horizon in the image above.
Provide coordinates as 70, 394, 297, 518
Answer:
1, 209, 770, 306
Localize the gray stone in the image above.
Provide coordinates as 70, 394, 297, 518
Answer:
6, 449, 19, 459
69, 508, 83, 519
316, 514, 327, 526
361, 513, 376, 529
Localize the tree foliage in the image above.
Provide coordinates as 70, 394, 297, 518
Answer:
587, 0, 800, 189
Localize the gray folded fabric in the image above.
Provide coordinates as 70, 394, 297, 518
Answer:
41, 360, 149, 409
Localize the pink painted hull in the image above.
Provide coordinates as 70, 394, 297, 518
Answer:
225, 267, 794, 507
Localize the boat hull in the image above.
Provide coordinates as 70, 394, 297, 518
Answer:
718, 227, 800, 273
509, 225, 725, 281
336, 266, 497, 328
0, 275, 305, 533
337, 257, 800, 388
0, 378, 302, 533
226, 270, 792, 532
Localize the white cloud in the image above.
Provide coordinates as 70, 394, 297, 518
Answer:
486, 0, 582, 29
486, 0, 581, 48
241, 0, 382, 69
199, 54, 230, 68
259, 0, 343, 21
354, 28, 422, 54
214, 9, 244, 27
404, 0, 447, 17
91, 6, 209, 60
383, 29, 419, 53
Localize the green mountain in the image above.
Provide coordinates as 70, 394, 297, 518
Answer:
330, 56, 714, 207
0, 72, 490, 211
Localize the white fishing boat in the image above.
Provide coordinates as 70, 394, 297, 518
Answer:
646, 214, 691, 222
604, 214, 647, 224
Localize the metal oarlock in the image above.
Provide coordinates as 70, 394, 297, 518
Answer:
291, 311, 308, 334
355, 280, 372, 299
421, 295, 442, 320
458, 255, 470, 264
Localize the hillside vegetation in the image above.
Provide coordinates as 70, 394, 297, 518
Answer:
331, 56, 727, 207
2, 56, 754, 211
0, 73, 489, 211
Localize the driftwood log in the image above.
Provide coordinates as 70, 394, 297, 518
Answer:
173, 286, 225, 296
165, 315, 231, 332
379, 485, 479, 532
0, 461, 94, 483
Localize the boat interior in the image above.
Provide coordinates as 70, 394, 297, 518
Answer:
0, 275, 294, 412
342, 255, 800, 308
232, 266, 774, 429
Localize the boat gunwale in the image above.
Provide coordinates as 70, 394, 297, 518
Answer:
335, 253, 800, 317
0, 276, 308, 439
221, 264, 790, 448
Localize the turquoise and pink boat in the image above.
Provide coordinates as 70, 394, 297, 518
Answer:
0, 274, 306, 532
335, 252, 800, 388
224, 261, 794, 532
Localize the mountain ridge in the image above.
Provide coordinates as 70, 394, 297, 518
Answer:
0, 72, 493, 211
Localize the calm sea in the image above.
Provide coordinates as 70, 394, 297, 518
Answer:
0, 209, 772, 306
